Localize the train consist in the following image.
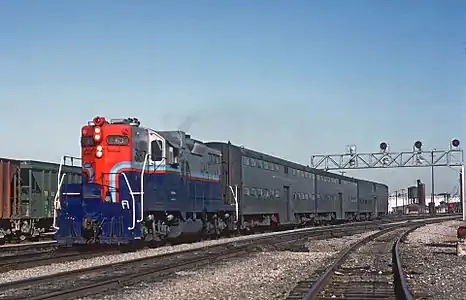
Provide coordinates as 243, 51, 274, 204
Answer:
0, 159, 81, 244
53, 116, 388, 246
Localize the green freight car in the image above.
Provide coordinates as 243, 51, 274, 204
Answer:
0, 158, 81, 244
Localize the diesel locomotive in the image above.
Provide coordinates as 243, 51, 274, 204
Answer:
54, 116, 388, 246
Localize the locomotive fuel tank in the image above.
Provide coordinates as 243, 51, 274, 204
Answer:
165, 218, 204, 239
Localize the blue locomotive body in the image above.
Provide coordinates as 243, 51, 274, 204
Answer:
56, 165, 234, 246
55, 117, 235, 246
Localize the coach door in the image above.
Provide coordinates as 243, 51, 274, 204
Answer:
284, 186, 293, 223
338, 192, 344, 220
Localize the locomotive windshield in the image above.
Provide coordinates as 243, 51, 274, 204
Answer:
81, 136, 94, 147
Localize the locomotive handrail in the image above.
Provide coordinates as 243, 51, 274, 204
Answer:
53, 155, 83, 231
228, 185, 239, 223
137, 154, 150, 223
52, 172, 67, 230
138, 154, 164, 224
57, 155, 82, 183
120, 172, 137, 231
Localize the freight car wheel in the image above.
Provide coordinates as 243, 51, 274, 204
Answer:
0, 238, 4, 245
17, 234, 27, 243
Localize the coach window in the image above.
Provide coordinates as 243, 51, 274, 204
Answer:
243, 187, 250, 196
243, 157, 250, 166
250, 159, 257, 167
264, 161, 269, 170
250, 188, 257, 196
264, 189, 270, 198
284, 166, 288, 174
257, 188, 263, 197
257, 160, 263, 168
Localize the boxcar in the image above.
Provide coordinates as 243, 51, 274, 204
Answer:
0, 158, 81, 243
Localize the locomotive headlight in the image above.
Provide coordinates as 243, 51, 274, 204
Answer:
96, 145, 103, 152
94, 134, 101, 141
94, 127, 101, 134
166, 214, 174, 221
96, 151, 103, 158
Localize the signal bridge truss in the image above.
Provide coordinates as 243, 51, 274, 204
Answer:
310, 149, 464, 171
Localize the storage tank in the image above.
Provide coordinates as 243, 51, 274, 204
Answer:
417, 179, 426, 207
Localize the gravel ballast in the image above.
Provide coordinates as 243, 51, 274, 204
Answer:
0, 227, 333, 285
92, 231, 379, 300
401, 220, 466, 300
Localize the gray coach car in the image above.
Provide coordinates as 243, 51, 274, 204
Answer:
206, 142, 389, 229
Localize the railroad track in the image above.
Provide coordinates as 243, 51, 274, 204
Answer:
0, 215, 457, 299
0, 217, 419, 273
0, 247, 120, 272
0, 221, 400, 300
285, 223, 429, 299
0, 241, 56, 253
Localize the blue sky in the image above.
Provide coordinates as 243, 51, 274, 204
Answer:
0, 0, 465, 194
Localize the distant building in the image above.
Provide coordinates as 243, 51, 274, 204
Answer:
389, 194, 460, 214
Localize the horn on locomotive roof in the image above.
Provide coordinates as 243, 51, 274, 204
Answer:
93, 116, 106, 126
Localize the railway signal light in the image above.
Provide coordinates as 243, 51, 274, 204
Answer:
414, 141, 422, 151
380, 142, 387, 152
457, 226, 466, 240
452, 139, 460, 148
